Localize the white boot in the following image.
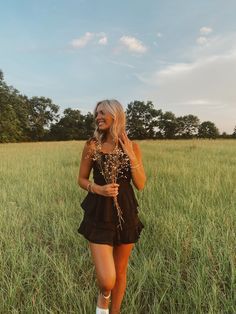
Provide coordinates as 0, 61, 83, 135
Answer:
95, 306, 109, 314
95, 291, 111, 314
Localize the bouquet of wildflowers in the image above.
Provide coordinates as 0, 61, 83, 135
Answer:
87, 140, 130, 230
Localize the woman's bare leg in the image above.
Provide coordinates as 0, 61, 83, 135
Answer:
89, 242, 116, 309
110, 243, 134, 314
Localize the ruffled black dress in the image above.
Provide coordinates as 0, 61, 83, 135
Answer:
78, 151, 144, 246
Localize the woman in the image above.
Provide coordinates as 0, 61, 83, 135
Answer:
77, 99, 146, 314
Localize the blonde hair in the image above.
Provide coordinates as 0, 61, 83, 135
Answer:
92, 99, 126, 145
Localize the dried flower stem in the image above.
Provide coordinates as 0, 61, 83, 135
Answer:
87, 140, 130, 230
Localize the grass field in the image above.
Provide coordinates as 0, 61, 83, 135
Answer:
0, 139, 235, 314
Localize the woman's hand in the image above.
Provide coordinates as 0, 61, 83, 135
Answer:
96, 183, 119, 197
118, 132, 136, 160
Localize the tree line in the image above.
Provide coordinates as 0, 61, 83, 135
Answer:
1, 69, 236, 143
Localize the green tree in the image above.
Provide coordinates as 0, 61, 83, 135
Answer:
0, 104, 22, 142
28, 97, 59, 141
158, 111, 178, 139
126, 100, 161, 139
220, 132, 231, 139
176, 114, 200, 138
84, 112, 95, 139
49, 108, 87, 140
0, 70, 30, 142
198, 121, 219, 139
232, 126, 236, 138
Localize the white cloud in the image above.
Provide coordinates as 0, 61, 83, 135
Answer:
70, 32, 108, 48
200, 26, 213, 35
196, 27, 213, 46
98, 36, 108, 45
135, 35, 236, 133
196, 36, 208, 45
108, 60, 135, 68
140, 51, 236, 104
71, 32, 94, 48
120, 36, 147, 53
188, 32, 236, 60
157, 32, 163, 38
183, 99, 212, 106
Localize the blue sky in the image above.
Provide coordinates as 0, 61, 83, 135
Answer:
1, 0, 236, 133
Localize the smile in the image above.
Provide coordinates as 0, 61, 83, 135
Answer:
98, 121, 105, 126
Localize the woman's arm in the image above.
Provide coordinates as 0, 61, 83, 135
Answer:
129, 142, 146, 190
77, 141, 94, 191
118, 132, 146, 191
77, 141, 119, 197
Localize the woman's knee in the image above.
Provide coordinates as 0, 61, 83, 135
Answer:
99, 273, 116, 291
95, 260, 116, 290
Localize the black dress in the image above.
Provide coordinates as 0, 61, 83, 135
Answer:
78, 151, 144, 246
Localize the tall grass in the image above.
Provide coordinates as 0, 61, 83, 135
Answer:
0, 140, 235, 313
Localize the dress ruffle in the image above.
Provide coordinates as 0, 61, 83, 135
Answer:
78, 216, 144, 246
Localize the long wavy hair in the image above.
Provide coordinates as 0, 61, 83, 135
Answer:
92, 99, 126, 145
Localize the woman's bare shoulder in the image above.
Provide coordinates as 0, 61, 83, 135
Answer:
86, 136, 97, 145
83, 137, 98, 157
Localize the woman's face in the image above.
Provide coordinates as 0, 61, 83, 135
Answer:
95, 104, 113, 131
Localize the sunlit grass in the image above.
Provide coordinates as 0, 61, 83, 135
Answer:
0, 139, 235, 313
